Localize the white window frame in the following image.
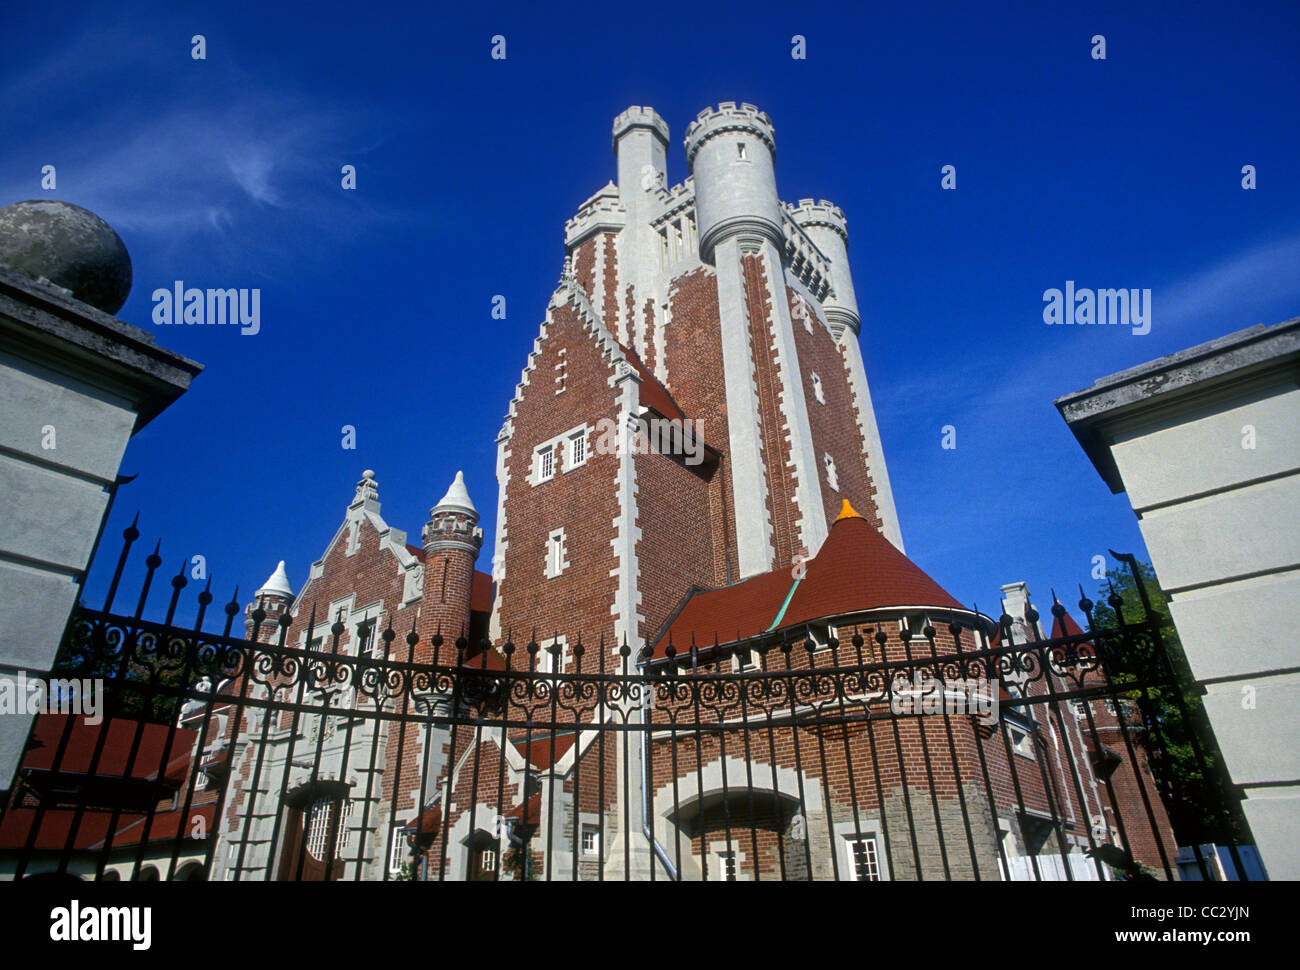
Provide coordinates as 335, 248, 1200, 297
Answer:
545, 529, 568, 579
1007, 722, 1035, 759
545, 634, 571, 674
480, 849, 497, 872
823, 453, 839, 491
811, 372, 825, 404
566, 428, 588, 470
389, 827, 408, 875
536, 444, 556, 483
845, 833, 883, 881
582, 825, 600, 857
717, 850, 738, 881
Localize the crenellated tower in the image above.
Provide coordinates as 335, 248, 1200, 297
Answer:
789, 199, 902, 550
685, 102, 827, 576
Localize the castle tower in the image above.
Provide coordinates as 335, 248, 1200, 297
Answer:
612, 106, 671, 352
245, 560, 293, 643
789, 200, 903, 551
418, 471, 483, 660
685, 102, 827, 577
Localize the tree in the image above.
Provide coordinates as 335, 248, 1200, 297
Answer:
1090, 558, 1246, 847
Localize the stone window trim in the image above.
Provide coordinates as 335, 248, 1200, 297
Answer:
823, 453, 839, 491
811, 371, 825, 404
845, 833, 883, 881
531, 424, 590, 484
545, 529, 569, 579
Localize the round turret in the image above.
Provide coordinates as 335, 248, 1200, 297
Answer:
245, 560, 294, 639
789, 198, 860, 338
0, 200, 132, 314
684, 102, 782, 262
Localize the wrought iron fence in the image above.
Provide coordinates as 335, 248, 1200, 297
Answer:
0, 521, 1250, 882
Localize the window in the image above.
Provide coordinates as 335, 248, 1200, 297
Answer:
717, 851, 737, 881
736, 142, 747, 161
1007, 722, 1035, 759
537, 444, 555, 482
847, 835, 881, 880
811, 372, 825, 404
306, 797, 335, 860
545, 529, 567, 578
567, 430, 587, 469
582, 826, 600, 857
480, 849, 497, 872
823, 453, 839, 491
356, 619, 377, 656
389, 828, 407, 875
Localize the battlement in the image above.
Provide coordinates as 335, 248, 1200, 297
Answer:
649, 178, 696, 225
780, 208, 832, 302
564, 181, 627, 249
684, 101, 776, 166
787, 199, 848, 240
612, 106, 670, 151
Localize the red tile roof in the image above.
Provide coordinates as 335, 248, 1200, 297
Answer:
653, 501, 967, 655
615, 341, 685, 422
21, 715, 198, 786
509, 732, 577, 770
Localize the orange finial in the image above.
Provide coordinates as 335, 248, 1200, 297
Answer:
835, 499, 861, 522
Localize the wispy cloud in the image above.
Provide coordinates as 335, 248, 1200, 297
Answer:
1156, 233, 1300, 330
0, 28, 405, 249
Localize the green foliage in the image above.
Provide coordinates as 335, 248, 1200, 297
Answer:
1090, 560, 1246, 846
53, 618, 199, 725
502, 845, 538, 881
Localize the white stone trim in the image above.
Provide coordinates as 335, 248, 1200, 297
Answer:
610, 378, 644, 648
713, 236, 774, 577
839, 331, 904, 552
545, 527, 568, 579
759, 241, 828, 559
833, 820, 890, 880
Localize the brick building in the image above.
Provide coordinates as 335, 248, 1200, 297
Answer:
211, 103, 1176, 880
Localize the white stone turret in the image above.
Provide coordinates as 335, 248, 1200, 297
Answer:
246, 560, 294, 639
433, 469, 478, 518
788, 200, 903, 552
257, 560, 293, 598
684, 102, 782, 262
788, 200, 859, 338
613, 106, 669, 191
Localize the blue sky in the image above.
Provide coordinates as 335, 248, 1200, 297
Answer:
5, 0, 1298, 628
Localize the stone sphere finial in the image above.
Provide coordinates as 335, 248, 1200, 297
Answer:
0, 200, 132, 314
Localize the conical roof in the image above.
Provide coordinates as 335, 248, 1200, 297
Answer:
256, 560, 293, 598
652, 503, 968, 654
434, 470, 477, 515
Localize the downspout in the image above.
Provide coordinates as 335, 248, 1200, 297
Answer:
638, 656, 679, 880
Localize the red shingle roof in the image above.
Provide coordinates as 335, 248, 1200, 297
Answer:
21, 715, 197, 786
615, 341, 685, 422
509, 732, 577, 770
653, 502, 966, 655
